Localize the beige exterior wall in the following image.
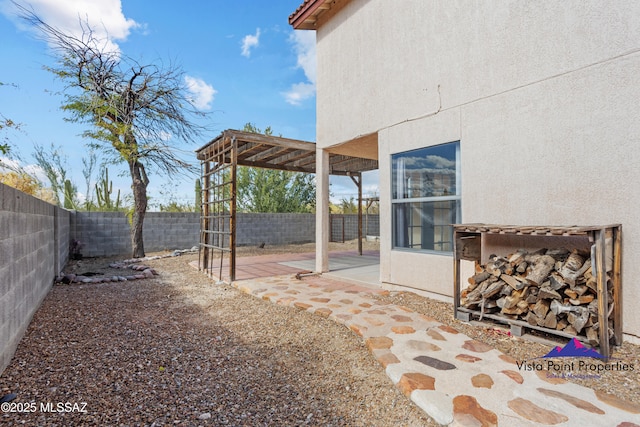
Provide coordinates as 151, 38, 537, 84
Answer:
315, 0, 640, 338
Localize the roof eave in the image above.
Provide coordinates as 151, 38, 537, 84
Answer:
289, 0, 331, 30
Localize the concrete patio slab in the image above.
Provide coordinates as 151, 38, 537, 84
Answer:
279, 251, 381, 286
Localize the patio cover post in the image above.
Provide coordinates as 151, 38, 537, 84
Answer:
229, 137, 238, 282
316, 148, 330, 273
200, 161, 210, 272
349, 173, 363, 256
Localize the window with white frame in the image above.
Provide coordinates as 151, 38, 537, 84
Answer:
391, 141, 460, 252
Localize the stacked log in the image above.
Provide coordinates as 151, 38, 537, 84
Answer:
460, 248, 614, 346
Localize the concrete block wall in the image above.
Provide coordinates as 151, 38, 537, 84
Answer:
71, 212, 201, 257
144, 212, 200, 251
0, 183, 69, 374
69, 212, 381, 256
55, 208, 70, 273
236, 213, 316, 246
70, 211, 130, 257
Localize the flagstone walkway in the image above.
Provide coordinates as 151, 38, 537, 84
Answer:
231, 273, 640, 426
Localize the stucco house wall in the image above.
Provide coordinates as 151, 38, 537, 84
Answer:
313, 0, 640, 340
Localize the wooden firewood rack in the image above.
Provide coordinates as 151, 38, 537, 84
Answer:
453, 223, 622, 358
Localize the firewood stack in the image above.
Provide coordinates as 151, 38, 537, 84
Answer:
460, 248, 613, 346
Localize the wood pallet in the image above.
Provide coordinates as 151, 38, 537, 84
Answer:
456, 307, 589, 342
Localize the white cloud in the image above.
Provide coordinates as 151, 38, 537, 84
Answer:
283, 82, 315, 106
3, 0, 140, 54
240, 28, 260, 57
184, 75, 216, 110
0, 156, 48, 182
290, 30, 317, 83
0, 156, 21, 171
284, 30, 316, 106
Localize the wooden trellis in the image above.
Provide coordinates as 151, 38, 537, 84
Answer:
198, 135, 237, 281
195, 129, 378, 282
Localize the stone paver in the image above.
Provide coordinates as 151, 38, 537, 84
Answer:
231, 273, 640, 427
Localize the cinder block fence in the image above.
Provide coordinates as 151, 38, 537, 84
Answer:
72, 212, 380, 257
0, 183, 70, 374
1, 181, 380, 374
71, 212, 202, 257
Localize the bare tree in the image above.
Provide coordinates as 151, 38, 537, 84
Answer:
18, 5, 207, 257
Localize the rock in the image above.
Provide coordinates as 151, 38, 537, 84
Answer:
407, 340, 441, 352
315, 307, 332, 318
438, 324, 459, 334
198, 412, 211, 420
366, 336, 393, 350
537, 387, 604, 414
500, 370, 524, 384
143, 269, 154, 278
462, 340, 493, 353
82, 278, 93, 283
376, 352, 400, 368
391, 314, 413, 322
471, 373, 494, 389
455, 354, 482, 363
453, 395, 498, 426
507, 397, 568, 424
391, 326, 416, 334
426, 329, 446, 341
294, 302, 312, 310
595, 390, 640, 414
499, 354, 518, 364
398, 373, 436, 396
414, 355, 456, 370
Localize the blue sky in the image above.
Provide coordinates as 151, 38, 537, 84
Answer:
0, 0, 378, 208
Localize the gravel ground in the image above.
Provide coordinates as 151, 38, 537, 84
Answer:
2, 240, 637, 426
0, 244, 432, 427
